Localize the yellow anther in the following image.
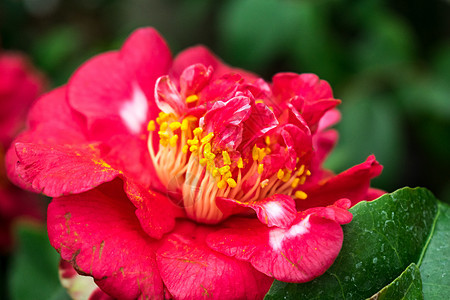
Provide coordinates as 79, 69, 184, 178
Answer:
181, 119, 189, 131
299, 175, 307, 185
160, 122, 168, 131
297, 165, 305, 176
295, 191, 308, 200
201, 132, 214, 144
222, 151, 231, 165
260, 179, 269, 188
193, 127, 203, 136
269, 106, 274, 111
199, 158, 207, 166
237, 157, 244, 169
258, 148, 266, 161
265, 136, 271, 146
159, 138, 169, 147
147, 120, 156, 131
189, 145, 198, 153
226, 178, 237, 188
185, 116, 198, 122
169, 135, 179, 147
158, 131, 170, 139
258, 163, 264, 174
182, 145, 189, 154
219, 165, 230, 175
306, 170, 311, 176
205, 152, 216, 160
212, 168, 219, 177
217, 180, 227, 189
282, 171, 291, 182
185, 94, 199, 103
291, 177, 300, 189
255, 99, 264, 104
187, 138, 199, 146
203, 142, 211, 154
277, 169, 285, 180
169, 122, 181, 131
252, 145, 259, 161
156, 117, 161, 125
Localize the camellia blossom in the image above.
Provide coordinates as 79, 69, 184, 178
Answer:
6, 28, 383, 299
0, 51, 46, 251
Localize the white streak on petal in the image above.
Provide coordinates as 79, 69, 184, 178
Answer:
269, 215, 311, 251
119, 83, 148, 134
264, 201, 284, 220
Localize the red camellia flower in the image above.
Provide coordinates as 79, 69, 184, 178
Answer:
6, 28, 383, 299
0, 51, 46, 251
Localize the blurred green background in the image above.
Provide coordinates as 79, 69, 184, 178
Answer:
0, 0, 449, 298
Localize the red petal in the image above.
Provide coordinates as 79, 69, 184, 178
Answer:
156, 221, 272, 299
179, 63, 213, 97
299, 155, 383, 210
124, 180, 184, 239
14, 142, 121, 197
207, 208, 346, 283
171, 46, 258, 82
68, 28, 171, 137
154, 75, 185, 115
48, 184, 164, 299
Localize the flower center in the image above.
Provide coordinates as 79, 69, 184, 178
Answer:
147, 111, 311, 224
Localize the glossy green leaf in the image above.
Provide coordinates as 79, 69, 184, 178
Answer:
8, 222, 69, 300
265, 187, 438, 299
420, 202, 450, 299
369, 263, 423, 300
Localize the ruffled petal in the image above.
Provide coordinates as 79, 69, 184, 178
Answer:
14, 142, 121, 197
156, 221, 273, 299
68, 28, 171, 138
171, 46, 258, 82
48, 182, 164, 299
299, 155, 383, 210
207, 202, 351, 283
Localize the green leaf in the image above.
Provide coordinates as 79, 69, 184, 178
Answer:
265, 187, 438, 299
8, 222, 67, 300
419, 202, 450, 299
369, 263, 423, 300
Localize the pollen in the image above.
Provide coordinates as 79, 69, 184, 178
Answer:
189, 145, 198, 153
219, 165, 230, 175
295, 191, 308, 200
260, 179, 269, 188
182, 145, 189, 153
297, 165, 305, 176
282, 170, 291, 182
187, 138, 199, 146
258, 163, 264, 174
252, 145, 259, 161
201, 132, 214, 144
181, 119, 189, 131
193, 127, 203, 136
237, 157, 244, 168
147, 120, 156, 131
217, 180, 227, 189
160, 121, 168, 131
158, 131, 170, 139
222, 151, 231, 165
255, 99, 264, 104
169, 135, 179, 147
291, 177, 300, 188
169, 121, 181, 131
226, 178, 237, 188
277, 169, 285, 180
265, 136, 271, 146
186, 94, 199, 103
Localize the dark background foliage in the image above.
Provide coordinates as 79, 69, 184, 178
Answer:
1, 0, 449, 298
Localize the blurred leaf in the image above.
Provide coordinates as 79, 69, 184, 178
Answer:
353, 12, 416, 73
218, 0, 302, 72
420, 202, 450, 299
265, 187, 438, 299
8, 222, 67, 300
369, 263, 423, 300
325, 91, 405, 190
